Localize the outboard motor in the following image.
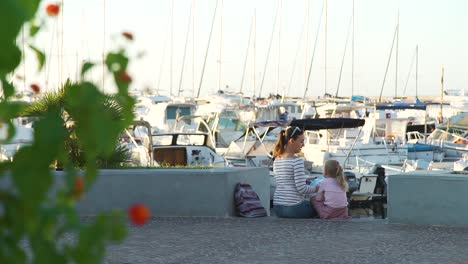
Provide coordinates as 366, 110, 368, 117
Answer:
372, 165, 387, 196
344, 171, 359, 198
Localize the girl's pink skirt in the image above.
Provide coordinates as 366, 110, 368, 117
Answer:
311, 198, 351, 220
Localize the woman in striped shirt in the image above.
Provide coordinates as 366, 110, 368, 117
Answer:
273, 126, 317, 218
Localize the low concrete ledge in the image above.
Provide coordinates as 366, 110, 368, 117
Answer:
388, 171, 468, 226
74, 167, 270, 217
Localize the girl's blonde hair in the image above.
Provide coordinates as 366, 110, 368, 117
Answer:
324, 160, 348, 191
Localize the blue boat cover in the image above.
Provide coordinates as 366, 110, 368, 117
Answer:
253, 118, 365, 131
407, 143, 442, 152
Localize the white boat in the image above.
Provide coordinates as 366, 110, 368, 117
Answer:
134, 95, 197, 133
151, 132, 226, 167
0, 118, 34, 161
301, 117, 408, 173
427, 112, 468, 160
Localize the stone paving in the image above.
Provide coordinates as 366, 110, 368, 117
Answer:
104, 217, 468, 264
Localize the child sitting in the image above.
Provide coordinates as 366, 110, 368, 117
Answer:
311, 160, 351, 219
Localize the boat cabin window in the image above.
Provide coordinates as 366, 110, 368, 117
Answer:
134, 106, 149, 116
305, 131, 321, 144
176, 134, 206, 146
166, 106, 192, 122
152, 135, 173, 146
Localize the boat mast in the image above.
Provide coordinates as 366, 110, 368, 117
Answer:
378, 24, 398, 102
253, 9, 256, 98
170, 0, 174, 96
305, 0, 310, 93
196, 0, 219, 98
102, 0, 106, 91
287, 5, 308, 96
303, 1, 325, 99
177, 4, 193, 97
218, 0, 223, 92
192, 0, 195, 98
416, 45, 418, 99
324, 0, 328, 95
439, 66, 444, 123
395, 10, 399, 98
402, 45, 417, 97
257, 0, 280, 98
352, 0, 354, 97
157, 9, 171, 95
239, 14, 255, 96
335, 14, 353, 98
277, 0, 282, 97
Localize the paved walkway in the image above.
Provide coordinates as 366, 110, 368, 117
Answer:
105, 217, 468, 264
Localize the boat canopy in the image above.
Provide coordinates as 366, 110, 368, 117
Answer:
253, 118, 365, 131
375, 103, 426, 111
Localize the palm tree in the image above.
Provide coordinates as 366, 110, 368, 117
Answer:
21, 80, 130, 168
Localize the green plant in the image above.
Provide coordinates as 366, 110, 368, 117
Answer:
22, 80, 132, 169
0, 1, 139, 263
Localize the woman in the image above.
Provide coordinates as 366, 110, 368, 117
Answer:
273, 126, 317, 218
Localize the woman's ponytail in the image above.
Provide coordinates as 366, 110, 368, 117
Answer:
273, 130, 286, 157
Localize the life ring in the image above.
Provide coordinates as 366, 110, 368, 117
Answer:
386, 134, 396, 140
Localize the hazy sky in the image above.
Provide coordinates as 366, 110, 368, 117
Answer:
17, 0, 468, 98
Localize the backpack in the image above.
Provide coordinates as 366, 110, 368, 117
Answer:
234, 183, 267, 217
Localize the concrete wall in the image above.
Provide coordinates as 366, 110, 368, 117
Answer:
74, 167, 270, 217
388, 171, 468, 226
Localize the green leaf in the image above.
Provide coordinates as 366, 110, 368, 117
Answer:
0, 0, 41, 75
71, 212, 127, 263
0, 43, 21, 76
11, 147, 53, 206
80, 62, 95, 79
0, 101, 28, 121
31, 236, 67, 263
29, 21, 42, 37
1, 77, 15, 99
105, 52, 128, 73
28, 44, 46, 72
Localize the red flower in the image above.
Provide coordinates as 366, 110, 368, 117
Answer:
30, 83, 41, 93
46, 3, 60, 17
119, 71, 132, 83
129, 204, 150, 226
122, 31, 134, 41
74, 176, 85, 199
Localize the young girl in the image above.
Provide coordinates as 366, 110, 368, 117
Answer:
273, 126, 317, 218
311, 160, 351, 219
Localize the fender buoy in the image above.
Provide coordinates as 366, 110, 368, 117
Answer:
386, 134, 396, 140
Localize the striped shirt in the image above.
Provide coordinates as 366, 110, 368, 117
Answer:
273, 157, 315, 206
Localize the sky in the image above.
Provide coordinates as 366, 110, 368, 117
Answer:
15, 0, 468, 98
